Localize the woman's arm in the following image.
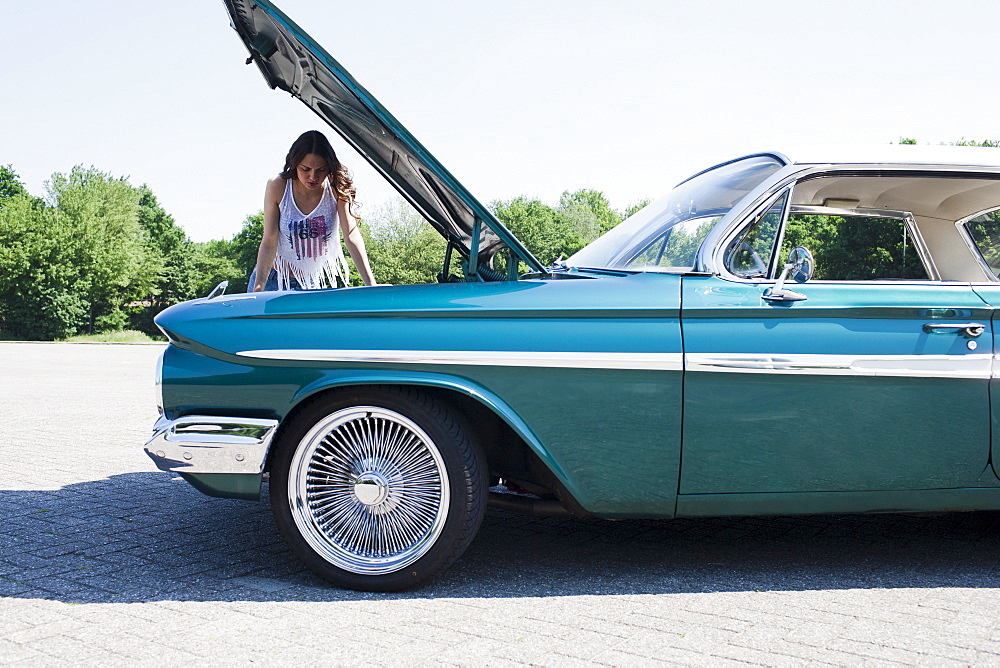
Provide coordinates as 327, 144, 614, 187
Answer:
339, 198, 377, 286
251, 177, 284, 292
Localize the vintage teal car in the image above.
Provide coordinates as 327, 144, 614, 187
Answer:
146, 0, 1000, 591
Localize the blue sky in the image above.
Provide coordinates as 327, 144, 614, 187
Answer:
4, 0, 1000, 241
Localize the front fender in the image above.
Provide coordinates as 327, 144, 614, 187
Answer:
290, 368, 573, 491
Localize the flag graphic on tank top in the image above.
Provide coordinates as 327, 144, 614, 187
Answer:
288, 215, 332, 260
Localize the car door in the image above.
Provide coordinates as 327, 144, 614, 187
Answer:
971, 285, 1000, 480
962, 209, 1000, 480
679, 195, 995, 497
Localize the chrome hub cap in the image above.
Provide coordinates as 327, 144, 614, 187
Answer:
288, 406, 449, 575
353, 472, 389, 506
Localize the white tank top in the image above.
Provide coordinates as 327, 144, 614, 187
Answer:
273, 178, 349, 290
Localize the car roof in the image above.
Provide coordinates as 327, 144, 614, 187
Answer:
781, 144, 1000, 168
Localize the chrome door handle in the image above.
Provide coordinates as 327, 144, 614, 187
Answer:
922, 322, 985, 337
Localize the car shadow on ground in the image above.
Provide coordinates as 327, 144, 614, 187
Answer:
3, 471, 1000, 604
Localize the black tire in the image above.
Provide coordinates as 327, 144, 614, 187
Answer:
270, 387, 487, 591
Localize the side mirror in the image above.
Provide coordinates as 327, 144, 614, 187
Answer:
787, 246, 814, 283
763, 246, 814, 302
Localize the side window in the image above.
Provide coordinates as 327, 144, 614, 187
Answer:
963, 209, 1000, 278
725, 191, 787, 278
779, 213, 929, 280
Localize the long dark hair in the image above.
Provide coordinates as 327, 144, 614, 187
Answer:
280, 130, 357, 211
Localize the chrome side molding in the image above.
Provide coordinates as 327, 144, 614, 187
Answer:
235, 348, 685, 371
144, 415, 279, 475
686, 352, 993, 379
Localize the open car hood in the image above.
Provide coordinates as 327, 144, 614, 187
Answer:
222, 0, 545, 279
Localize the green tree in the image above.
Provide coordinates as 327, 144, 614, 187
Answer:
128, 186, 203, 335
190, 211, 268, 295
493, 189, 638, 268
492, 196, 563, 267
0, 195, 89, 339
46, 166, 160, 332
225, 212, 265, 292
360, 199, 444, 285
126, 185, 247, 336
0, 165, 29, 203
0, 164, 253, 338
781, 214, 926, 281
191, 240, 243, 296
137, 185, 186, 257
557, 189, 622, 236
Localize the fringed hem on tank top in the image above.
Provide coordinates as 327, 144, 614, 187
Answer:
272, 252, 349, 290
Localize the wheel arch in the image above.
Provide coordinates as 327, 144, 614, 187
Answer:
268, 371, 586, 514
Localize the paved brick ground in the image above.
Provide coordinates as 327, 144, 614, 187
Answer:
3, 341, 1000, 665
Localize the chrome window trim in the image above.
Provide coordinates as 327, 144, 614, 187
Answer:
703, 164, 1000, 279
956, 205, 1000, 281
236, 349, 685, 371
768, 191, 793, 278
905, 209, 941, 280
717, 201, 939, 283
700, 164, 810, 275
718, 188, 792, 281
774, 279, 969, 286
687, 352, 992, 379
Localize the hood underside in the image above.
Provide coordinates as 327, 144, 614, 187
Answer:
222, 0, 544, 277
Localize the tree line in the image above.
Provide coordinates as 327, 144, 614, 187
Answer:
0, 164, 647, 340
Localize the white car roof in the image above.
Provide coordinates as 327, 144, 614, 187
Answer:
780, 144, 1000, 168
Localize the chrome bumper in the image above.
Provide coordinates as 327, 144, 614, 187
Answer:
144, 415, 280, 475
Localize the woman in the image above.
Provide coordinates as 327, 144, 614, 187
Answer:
250, 130, 376, 291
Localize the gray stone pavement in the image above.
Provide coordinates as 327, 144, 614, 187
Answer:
2, 342, 1000, 665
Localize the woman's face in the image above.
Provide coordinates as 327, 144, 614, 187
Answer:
296, 153, 330, 190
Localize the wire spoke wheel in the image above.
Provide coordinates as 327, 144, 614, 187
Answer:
289, 406, 449, 574
271, 389, 486, 591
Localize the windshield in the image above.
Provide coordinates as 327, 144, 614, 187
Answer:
566, 155, 785, 271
